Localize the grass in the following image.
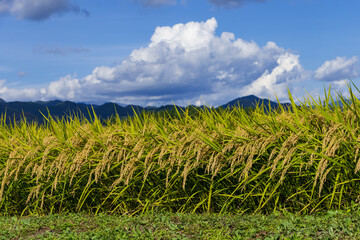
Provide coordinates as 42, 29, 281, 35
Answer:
2, 209, 360, 239
2, 80, 360, 238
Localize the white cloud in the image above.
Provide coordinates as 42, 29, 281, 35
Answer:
0, 0, 88, 21
34, 17, 306, 107
47, 75, 81, 99
3, 18, 354, 107
243, 51, 306, 99
208, 0, 268, 8
314, 56, 359, 82
0, 79, 39, 101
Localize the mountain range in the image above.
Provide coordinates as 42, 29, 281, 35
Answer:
0, 94, 350, 125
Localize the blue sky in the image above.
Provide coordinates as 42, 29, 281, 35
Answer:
0, 0, 359, 107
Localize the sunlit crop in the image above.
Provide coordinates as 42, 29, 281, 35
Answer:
1, 81, 360, 216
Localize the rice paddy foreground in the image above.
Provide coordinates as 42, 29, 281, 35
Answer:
1, 82, 360, 216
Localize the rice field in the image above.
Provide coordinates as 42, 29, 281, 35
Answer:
1, 81, 360, 217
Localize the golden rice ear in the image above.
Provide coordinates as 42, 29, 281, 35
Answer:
319, 167, 332, 198
355, 148, 360, 174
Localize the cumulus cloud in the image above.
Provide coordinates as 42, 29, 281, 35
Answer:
243, 51, 305, 98
0, 79, 39, 101
2, 18, 358, 107
14, 17, 303, 107
208, 0, 268, 8
11, 18, 359, 107
314, 56, 359, 82
0, 18, 310, 106
0, 0, 88, 21
34, 46, 89, 56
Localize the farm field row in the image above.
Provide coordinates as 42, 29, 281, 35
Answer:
1, 83, 360, 217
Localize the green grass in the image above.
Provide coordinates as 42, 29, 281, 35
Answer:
2, 209, 360, 239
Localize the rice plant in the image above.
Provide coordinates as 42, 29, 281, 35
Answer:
1, 80, 360, 216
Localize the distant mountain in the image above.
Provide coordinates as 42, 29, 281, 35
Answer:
0, 101, 146, 125
220, 95, 292, 111
0, 95, 300, 125
0, 98, 5, 103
